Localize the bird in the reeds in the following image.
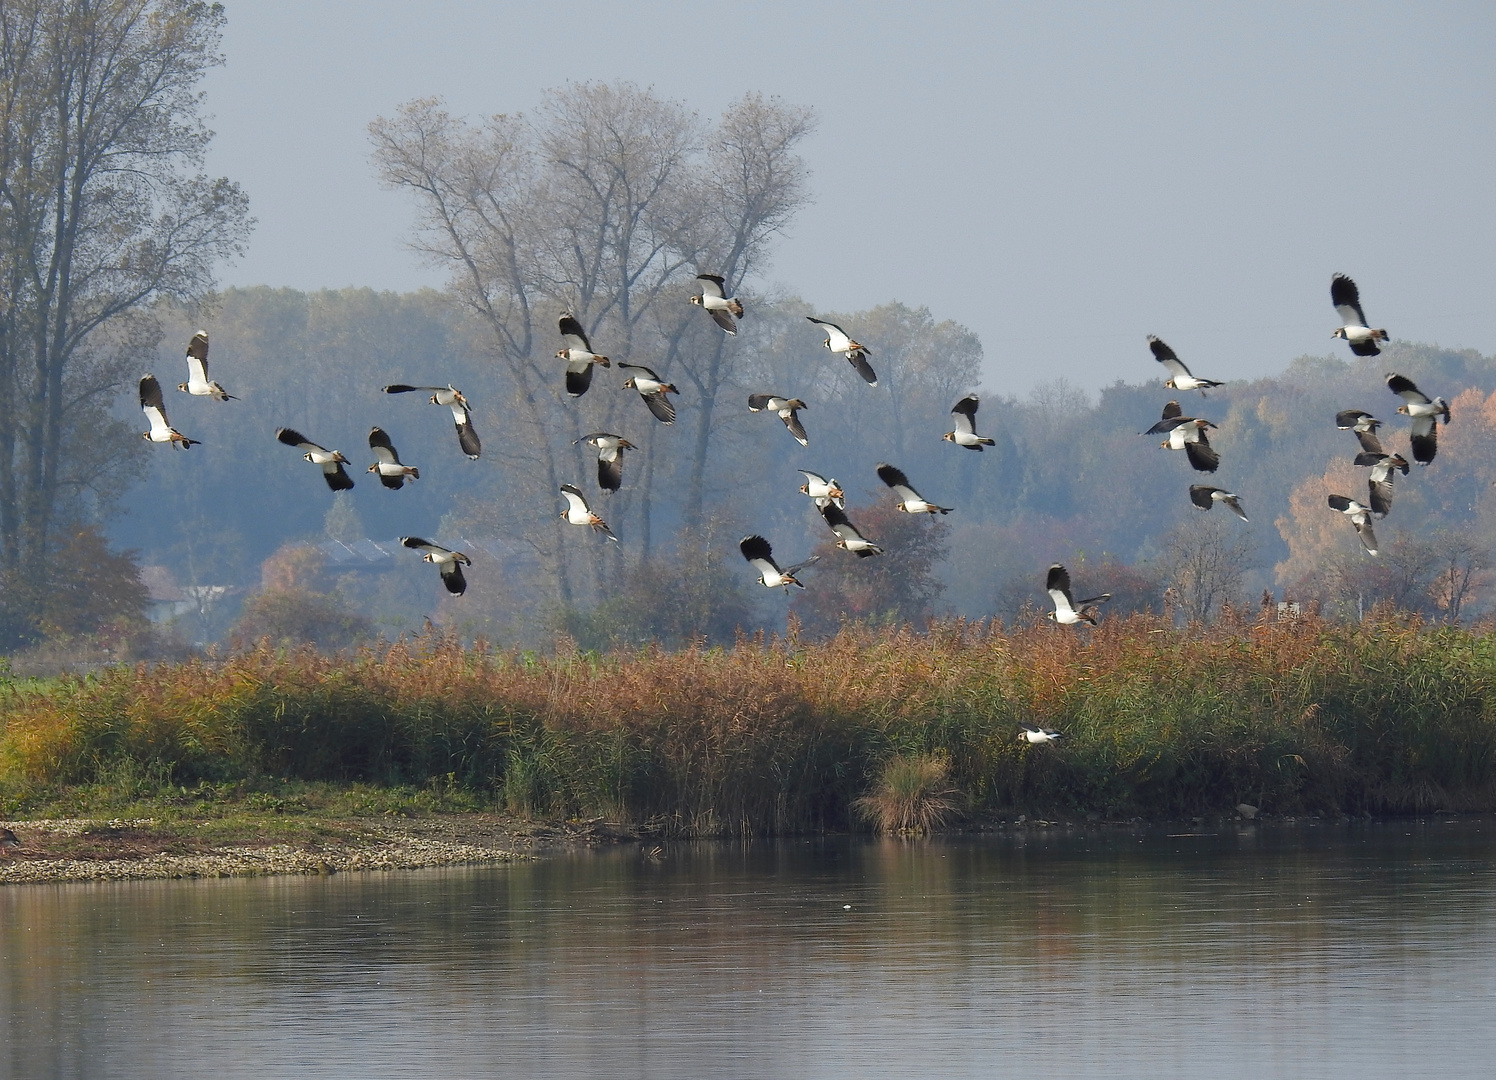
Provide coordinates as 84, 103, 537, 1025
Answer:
400, 537, 471, 595
1045, 563, 1111, 626
140, 375, 200, 448
1149, 336, 1222, 395
819, 503, 883, 557
556, 313, 610, 397
1330, 274, 1389, 357
797, 470, 844, 509
739, 534, 818, 590
1019, 725, 1063, 745
876, 463, 953, 514
575, 433, 636, 492
1328, 494, 1379, 555
1386, 373, 1449, 465
944, 395, 995, 450
1189, 485, 1248, 521
367, 427, 419, 489
560, 484, 619, 541
1145, 401, 1219, 472
276, 428, 353, 490
0, 827, 20, 858
807, 316, 878, 386
382, 384, 481, 459
178, 331, 236, 400
690, 274, 743, 334
619, 362, 678, 424
748, 394, 809, 446
1355, 451, 1409, 517
1335, 410, 1387, 456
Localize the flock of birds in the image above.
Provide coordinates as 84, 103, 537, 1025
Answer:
137, 272, 1451, 656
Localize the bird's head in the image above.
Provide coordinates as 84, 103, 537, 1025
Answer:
176, 381, 189, 393
1332, 328, 1348, 340
942, 432, 955, 443
622, 377, 636, 389
1396, 404, 1410, 416
555, 348, 569, 360
689, 294, 702, 307
366, 463, 379, 473
821, 339, 832, 349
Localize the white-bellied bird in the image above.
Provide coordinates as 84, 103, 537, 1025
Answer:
560, 484, 619, 541
876, 463, 953, 514
367, 427, 420, 489
400, 537, 471, 595
1020, 725, 1063, 745
1355, 451, 1409, 517
276, 427, 353, 490
140, 375, 200, 449
1149, 336, 1222, 395
556, 313, 610, 397
748, 394, 809, 446
1145, 401, 1220, 472
1335, 409, 1387, 456
690, 274, 743, 334
1331, 274, 1389, 357
1189, 485, 1248, 521
619, 363, 679, 424
178, 331, 236, 400
575, 432, 636, 492
807, 316, 878, 386
797, 470, 845, 509
944, 395, 996, 449
819, 503, 883, 557
739, 534, 818, 590
1386, 373, 1450, 465
383, 384, 481, 459
1046, 563, 1111, 626
1328, 494, 1379, 555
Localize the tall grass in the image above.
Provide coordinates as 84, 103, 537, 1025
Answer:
3, 613, 1495, 831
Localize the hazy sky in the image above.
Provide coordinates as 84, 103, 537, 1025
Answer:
203, 1, 1496, 394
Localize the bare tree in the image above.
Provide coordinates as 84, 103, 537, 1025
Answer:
1163, 515, 1254, 624
0, 0, 251, 645
1428, 529, 1490, 623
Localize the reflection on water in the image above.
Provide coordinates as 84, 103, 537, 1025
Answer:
3, 823, 1495, 1079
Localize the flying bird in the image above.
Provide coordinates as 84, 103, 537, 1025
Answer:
877, 463, 953, 515
1149, 336, 1222, 395
748, 394, 809, 446
139, 375, 199, 448
1331, 274, 1389, 356
1386, 373, 1449, 465
797, 470, 845, 509
383, 384, 481, 459
276, 427, 353, 490
556, 313, 610, 397
1355, 452, 1409, 517
1019, 725, 1063, 745
367, 427, 420, 489
807, 316, 878, 386
1046, 563, 1111, 626
400, 537, 471, 595
177, 331, 236, 400
1328, 494, 1379, 555
1335, 410, 1387, 456
944, 395, 996, 450
690, 274, 743, 334
739, 534, 818, 590
575, 432, 636, 492
560, 484, 619, 541
820, 503, 883, 557
1189, 485, 1249, 521
1145, 401, 1219, 472
619, 363, 679, 424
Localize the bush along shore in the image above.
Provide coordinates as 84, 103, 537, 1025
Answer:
3, 614, 1496, 843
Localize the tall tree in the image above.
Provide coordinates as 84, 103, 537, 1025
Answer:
0, 0, 250, 646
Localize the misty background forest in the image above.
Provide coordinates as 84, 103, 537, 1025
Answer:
2, 5, 1494, 666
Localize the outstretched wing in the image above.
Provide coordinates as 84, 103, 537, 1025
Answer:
1148, 335, 1192, 381
782, 410, 808, 446
847, 352, 878, 386
696, 274, 727, 299
558, 314, 593, 353
950, 395, 980, 436
1184, 435, 1220, 473
1331, 274, 1369, 327
368, 427, 400, 464
1386, 373, 1431, 406
876, 462, 922, 503
641, 390, 676, 424
807, 316, 851, 351
560, 484, 591, 515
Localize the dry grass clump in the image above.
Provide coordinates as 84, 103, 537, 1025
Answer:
4, 613, 1496, 830
853, 753, 960, 835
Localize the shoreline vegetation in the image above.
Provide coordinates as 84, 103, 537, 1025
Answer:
3, 612, 1496, 883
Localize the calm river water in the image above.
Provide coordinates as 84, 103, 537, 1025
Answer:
3, 822, 1495, 1078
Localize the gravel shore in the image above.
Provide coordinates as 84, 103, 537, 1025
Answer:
0, 814, 625, 885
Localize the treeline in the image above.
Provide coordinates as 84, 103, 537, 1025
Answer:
4, 617, 1495, 828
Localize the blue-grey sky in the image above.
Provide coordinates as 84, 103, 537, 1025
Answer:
204, 1, 1496, 394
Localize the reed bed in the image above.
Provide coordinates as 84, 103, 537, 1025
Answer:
2, 614, 1494, 832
